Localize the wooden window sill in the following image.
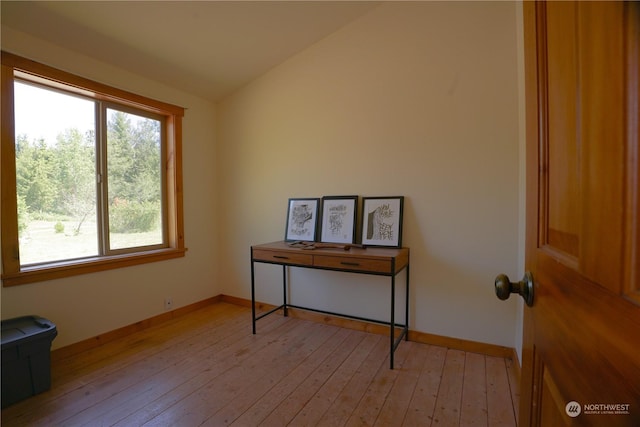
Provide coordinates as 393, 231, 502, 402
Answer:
1, 247, 187, 287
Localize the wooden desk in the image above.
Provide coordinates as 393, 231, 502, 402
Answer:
250, 240, 410, 369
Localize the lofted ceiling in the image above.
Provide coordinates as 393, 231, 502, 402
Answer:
1, 1, 379, 102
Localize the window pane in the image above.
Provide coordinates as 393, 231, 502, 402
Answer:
106, 108, 163, 250
14, 82, 98, 265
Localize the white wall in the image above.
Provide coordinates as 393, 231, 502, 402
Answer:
1, 28, 220, 349
2, 2, 525, 353
217, 2, 521, 348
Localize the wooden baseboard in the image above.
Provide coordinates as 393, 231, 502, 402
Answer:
231, 295, 515, 359
51, 294, 517, 364
51, 296, 222, 362
408, 330, 514, 359
511, 347, 522, 378
220, 294, 252, 308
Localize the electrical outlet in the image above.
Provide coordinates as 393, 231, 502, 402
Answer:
164, 298, 173, 311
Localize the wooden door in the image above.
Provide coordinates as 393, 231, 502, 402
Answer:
521, 2, 640, 426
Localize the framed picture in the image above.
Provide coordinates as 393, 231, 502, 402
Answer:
361, 196, 404, 247
285, 198, 319, 242
320, 196, 358, 244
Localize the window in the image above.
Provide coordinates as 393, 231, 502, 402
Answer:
1, 52, 185, 286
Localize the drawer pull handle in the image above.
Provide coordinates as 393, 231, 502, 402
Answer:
341, 261, 360, 267
273, 255, 289, 260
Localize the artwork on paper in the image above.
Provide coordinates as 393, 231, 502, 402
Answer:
361, 196, 404, 247
320, 196, 357, 244
285, 198, 319, 242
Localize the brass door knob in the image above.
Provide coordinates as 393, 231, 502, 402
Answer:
495, 272, 534, 307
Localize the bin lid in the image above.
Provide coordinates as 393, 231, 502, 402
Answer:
1, 316, 57, 348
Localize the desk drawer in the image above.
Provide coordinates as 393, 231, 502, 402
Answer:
252, 249, 313, 266
313, 255, 392, 274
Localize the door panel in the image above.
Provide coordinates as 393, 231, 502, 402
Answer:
545, 1, 579, 259
541, 0, 625, 291
624, 3, 640, 305
576, 2, 625, 292
540, 368, 570, 426
522, 2, 640, 426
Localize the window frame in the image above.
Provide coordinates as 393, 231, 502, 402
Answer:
99, 102, 168, 255
1, 52, 186, 287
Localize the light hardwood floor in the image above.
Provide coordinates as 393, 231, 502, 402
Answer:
1, 302, 519, 426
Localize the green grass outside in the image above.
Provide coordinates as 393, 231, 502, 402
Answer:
19, 220, 162, 265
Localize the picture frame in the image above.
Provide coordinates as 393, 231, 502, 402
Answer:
361, 196, 404, 247
320, 196, 358, 244
285, 198, 320, 242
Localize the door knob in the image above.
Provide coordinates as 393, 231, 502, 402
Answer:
495, 272, 534, 307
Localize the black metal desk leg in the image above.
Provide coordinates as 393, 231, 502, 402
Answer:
405, 264, 410, 341
251, 257, 256, 334
390, 272, 396, 369
282, 265, 288, 317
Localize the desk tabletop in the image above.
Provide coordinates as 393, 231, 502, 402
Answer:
252, 241, 409, 263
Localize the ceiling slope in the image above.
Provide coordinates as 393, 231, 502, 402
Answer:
1, 1, 379, 101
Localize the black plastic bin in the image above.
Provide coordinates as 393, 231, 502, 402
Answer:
1, 315, 57, 408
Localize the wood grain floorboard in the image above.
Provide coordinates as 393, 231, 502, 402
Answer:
402, 344, 447, 426
315, 335, 387, 427
460, 352, 488, 427
431, 349, 466, 426
485, 356, 517, 427
1, 302, 519, 426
